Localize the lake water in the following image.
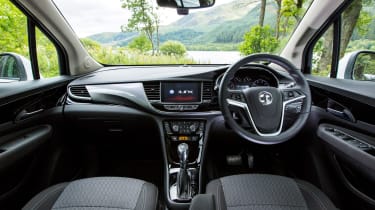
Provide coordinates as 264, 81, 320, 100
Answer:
187, 51, 242, 64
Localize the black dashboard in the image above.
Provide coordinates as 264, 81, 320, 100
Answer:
67, 64, 293, 114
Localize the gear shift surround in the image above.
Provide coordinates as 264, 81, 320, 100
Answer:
177, 143, 191, 199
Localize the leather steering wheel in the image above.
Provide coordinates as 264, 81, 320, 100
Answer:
219, 54, 311, 144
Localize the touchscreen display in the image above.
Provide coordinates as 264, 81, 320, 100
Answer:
161, 82, 201, 103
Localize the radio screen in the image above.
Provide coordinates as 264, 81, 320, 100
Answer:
161, 82, 201, 103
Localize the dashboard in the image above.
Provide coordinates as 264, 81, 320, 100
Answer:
67, 64, 293, 114
63, 62, 306, 208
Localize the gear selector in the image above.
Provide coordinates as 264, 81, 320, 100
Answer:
177, 143, 190, 199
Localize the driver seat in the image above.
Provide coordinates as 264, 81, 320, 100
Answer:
190, 174, 337, 210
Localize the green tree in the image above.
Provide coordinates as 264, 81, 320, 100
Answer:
280, 0, 301, 37
121, 0, 160, 54
340, 0, 363, 58
314, 0, 375, 75
128, 34, 152, 52
274, 0, 306, 39
0, 0, 28, 56
160, 41, 187, 56
259, 0, 266, 26
274, 0, 282, 39
36, 28, 59, 77
239, 25, 279, 55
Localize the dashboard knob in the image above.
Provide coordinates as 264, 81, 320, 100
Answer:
172, 124, 180, 132
189, 124, 197, 132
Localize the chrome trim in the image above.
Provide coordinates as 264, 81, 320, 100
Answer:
170, 184, 178, 201
258, 91, 273, 106
227, 94, 305, 137
68, 86, 91, 102
169, 167, 196, 174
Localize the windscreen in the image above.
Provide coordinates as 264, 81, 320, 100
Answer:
53, 0, 313, 65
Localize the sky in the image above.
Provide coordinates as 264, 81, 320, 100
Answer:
53, 0, 235, 37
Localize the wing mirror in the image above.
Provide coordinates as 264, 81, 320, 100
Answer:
338, 50, 375, 81
0, 53, 32, 82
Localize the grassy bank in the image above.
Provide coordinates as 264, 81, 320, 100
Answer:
85, 46, 199, 65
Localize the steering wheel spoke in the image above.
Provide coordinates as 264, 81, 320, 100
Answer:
226, 99, 252, 129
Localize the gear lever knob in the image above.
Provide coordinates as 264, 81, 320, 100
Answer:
177, 143, 189, 164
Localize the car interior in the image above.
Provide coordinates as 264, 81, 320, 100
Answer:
0, 0, 374, 210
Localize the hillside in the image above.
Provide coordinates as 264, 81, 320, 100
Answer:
88, 32, 138, 46
87, 0, 277, 49
167, 0, 259, 30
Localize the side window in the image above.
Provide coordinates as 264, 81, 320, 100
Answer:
312, 25, 334, 76
0, 0, 60, 82
36, 28, 60, 78
0, 0, 30, 82
311, 0, 375, 81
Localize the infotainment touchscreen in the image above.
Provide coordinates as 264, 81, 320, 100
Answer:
161, 82, 201, 103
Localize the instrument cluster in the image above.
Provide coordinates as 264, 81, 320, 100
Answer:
215, 66, 279, 90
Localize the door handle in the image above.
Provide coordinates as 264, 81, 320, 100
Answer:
15, 109, 44, 121
327, 99, 356, 123
327, 107, 356, 123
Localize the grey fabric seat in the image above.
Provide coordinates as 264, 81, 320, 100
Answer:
191, 174, 337, 210
23, 177, 158, 210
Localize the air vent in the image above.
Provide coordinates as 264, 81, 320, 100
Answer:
202, 81, 213, 102
69, 86, 91, 101
143, 82, 160, 101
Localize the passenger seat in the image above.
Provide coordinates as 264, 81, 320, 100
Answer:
23, 177, 158, 210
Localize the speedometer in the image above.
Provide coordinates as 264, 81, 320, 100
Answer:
252, 79, 270, 87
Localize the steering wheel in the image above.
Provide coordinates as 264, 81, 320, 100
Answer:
219, 54, 311, 144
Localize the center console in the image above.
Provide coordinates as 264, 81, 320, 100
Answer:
163, 119, 206, 203
146, 80, 214, 206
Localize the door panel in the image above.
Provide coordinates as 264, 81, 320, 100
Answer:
0, 77, 71, 209
305, 75, 375, 209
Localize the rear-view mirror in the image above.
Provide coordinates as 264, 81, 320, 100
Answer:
157, 0, 215, 9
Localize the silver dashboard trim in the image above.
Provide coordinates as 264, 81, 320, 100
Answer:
83, 83, 221, 116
